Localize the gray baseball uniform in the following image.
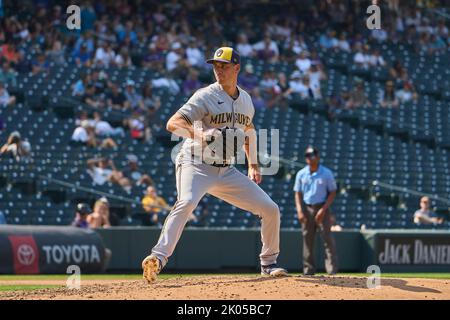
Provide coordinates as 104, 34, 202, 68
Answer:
151, 82, 281, 268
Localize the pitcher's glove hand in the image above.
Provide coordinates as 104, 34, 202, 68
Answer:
206, 127, 246, 161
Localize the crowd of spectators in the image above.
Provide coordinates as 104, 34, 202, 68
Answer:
0, 0, 449, 226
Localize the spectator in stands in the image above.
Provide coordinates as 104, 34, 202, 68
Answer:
286, 72, 316, 99
380, 80, 399, 108
259, 70, 278, 96
186, 40, 204, 68
89, 69, 109, 96
413, 196, 444, 225
107, 83, 128, 110
290, 35, 309, 56
436, 20, 449, 38
73, 43, 92, 67
71, 120, 97, 147
71, 120, 117, 149
389, 60, 409, 82
426, 34, 447, 55
295, 51, 312, 73
0, 62, 18, 87
124, 79, 144, 111
346, 80, 371, 109
236, 34, 254, 57
319, 30, 338, 50
87, 198, 111, 229
142, 43, 165, 71
309, 49, 323, 68
114, 47, 133, 68
75, 111, 93, 127
83, 84, 105, 109
395, 81, 418, 103
94, 41, 115, 68
238, 64, 258, 92
0, 82, 16, 107
31, 54, 50, 75
142, 82, 161, 120
93, 112, 125, 138
182, 69, 202, 96
336, 32, 351, 52
152, 72, 181, 95
267, 72, 290, 108
72, 203, 92, 229
327, 90, 349, 120
0, 131, 30, 161
0, 43, 20, 64
122, 154, 154, 187
142, 186, 171, 225
117, 20, 138, 46
72, 74, 90, 97
253, 34, 279, 62
369, 49, 386, 67
46, 39, 66, 66
282, 38, 302, 63
353, 44, 371, 69
126, 111, 152, 142
251, 87, 267, 110
87, 158, 132, 191
166, 42, 185, 73
308, 63, 326, 98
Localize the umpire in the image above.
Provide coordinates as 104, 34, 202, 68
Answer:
294, 146, 338, 275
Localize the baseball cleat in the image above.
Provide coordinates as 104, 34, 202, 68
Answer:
261, 264, 288, 277
142, 255, 161, 283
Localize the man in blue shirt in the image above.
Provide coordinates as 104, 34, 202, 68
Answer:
294, 146, 338, 275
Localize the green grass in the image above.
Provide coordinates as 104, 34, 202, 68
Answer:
1, 272, 450, 282
0, 274, 143, 281
0, 285, 61, 292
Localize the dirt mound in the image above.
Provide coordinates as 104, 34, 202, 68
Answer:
1, 275, 449, 300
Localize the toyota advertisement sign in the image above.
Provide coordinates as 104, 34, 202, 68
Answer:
0, 226, 110, 274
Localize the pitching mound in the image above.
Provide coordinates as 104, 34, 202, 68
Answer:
1, 275, 449, 300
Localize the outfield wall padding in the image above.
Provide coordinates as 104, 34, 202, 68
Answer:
361, 230, 450, 272
2, 226, 448, 274
0, 225, 109, 274
95, 227, 363, 272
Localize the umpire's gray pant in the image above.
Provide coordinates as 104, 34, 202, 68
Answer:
301, 203, 338, 274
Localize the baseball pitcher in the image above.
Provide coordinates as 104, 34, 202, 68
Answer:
142, 47, 287, 282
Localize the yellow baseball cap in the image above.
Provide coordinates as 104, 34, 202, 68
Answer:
206, 47, 241, 64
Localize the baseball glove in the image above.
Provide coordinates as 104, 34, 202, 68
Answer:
206, 127, 246, 163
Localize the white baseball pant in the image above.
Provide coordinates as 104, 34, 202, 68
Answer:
151, 159, 281, 268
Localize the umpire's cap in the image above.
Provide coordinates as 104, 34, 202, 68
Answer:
206, 47, 241, 65
76, 203, 91, 215
304, 146, 319, 157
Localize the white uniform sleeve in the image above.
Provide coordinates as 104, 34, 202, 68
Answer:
177, 89, 208, 126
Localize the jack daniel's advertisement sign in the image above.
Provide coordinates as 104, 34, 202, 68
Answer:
376, 235, 450, 266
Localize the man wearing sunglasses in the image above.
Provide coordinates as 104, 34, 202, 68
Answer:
294, 146, 338, 275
